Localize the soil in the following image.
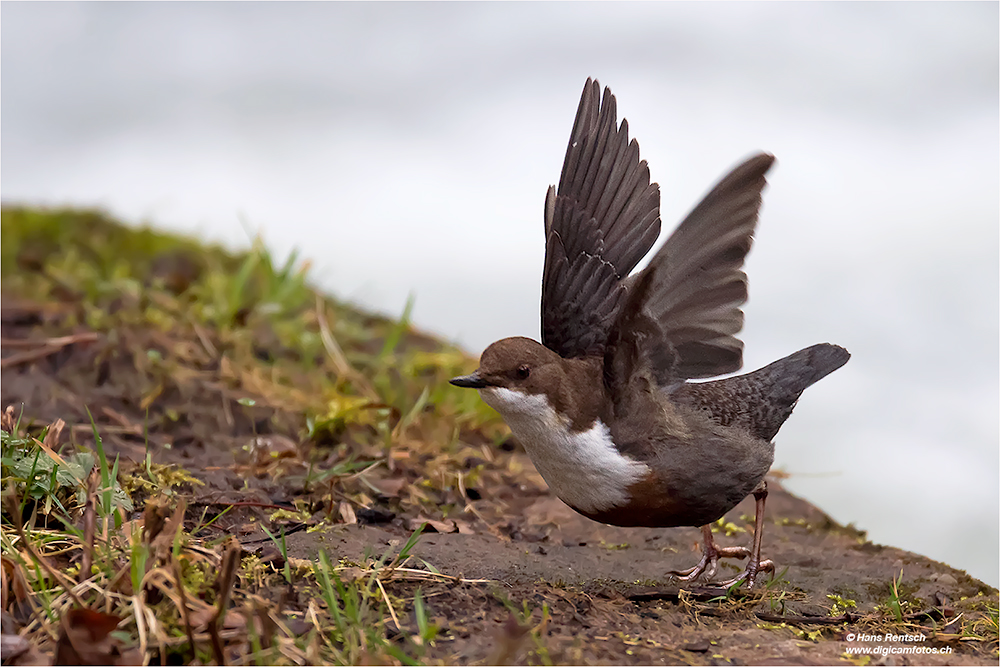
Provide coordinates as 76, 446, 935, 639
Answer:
3, 281, 997, 665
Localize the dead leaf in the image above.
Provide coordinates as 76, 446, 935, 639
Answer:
2, 556, 33, 608
1, 633, 47, 666
523, 497, 576, 528
408, 517, 456, 534
487, 612, 531, 665
370, 476, 408, 497
237, 522, 261, 535
339, 502, 357, 524
54, 608, 139, 665
189, 607, 246, 632
141, 496, 171, 544
42, 418, 65, 449
251, 434, 299, 465
221, 610, 247, 631
1, 406, 15, 434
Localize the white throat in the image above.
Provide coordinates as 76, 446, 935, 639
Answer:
479, 386, 650, 513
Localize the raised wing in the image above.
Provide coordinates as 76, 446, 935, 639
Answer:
630, 153, 776, 380
541, 78, 661, 359
602, 266, 677, 410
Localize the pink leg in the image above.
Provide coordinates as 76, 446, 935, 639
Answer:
671, 482, 775, 588
670, 524, 751, 581
714, 482, 775, 588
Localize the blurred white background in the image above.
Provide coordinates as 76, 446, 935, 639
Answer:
2, 3, 997, 586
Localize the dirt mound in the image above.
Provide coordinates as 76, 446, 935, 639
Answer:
2, 207, 996, 665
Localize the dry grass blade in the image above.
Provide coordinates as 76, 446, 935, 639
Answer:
29, 434, 68, 467
315, 295, 380, 401
208, 538, 242, 666
375, 576, 401, 631
79, 470, 99, 584
389, 567, 492, 586
173, 559, 197, 664
0, 332, 101, 368
3, 488, 86, 609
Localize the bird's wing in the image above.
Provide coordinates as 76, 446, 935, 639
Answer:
628, 153, 776, 380
602, 266, 677, 410
541, 78, 661, 359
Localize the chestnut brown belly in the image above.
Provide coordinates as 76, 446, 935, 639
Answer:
570, 469, 756, 528
576, 502, 732, 529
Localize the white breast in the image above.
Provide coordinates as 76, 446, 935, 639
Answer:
479, 387, 650, 514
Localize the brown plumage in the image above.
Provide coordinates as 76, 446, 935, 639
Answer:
451, 78, 849, 588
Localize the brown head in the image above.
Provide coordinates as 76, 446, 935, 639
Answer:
450, 337, 605, 428
450, 336, 562, 394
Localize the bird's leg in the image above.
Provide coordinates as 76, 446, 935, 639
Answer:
670, 524, 751, 582
714, 481, 775, 588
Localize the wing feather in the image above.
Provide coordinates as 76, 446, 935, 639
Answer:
542, 79, 775, 382
629, 153, 776, 379
541, 79, 661, 358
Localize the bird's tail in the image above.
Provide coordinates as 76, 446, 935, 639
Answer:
674, 343, 850, 441
752, 343, 851, 399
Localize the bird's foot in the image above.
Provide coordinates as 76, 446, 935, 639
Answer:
714, 556, 775, 589
674, 486, 775, 589
669, 544, 751, 582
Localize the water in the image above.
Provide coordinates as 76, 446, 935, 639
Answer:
2, 2, 997, 586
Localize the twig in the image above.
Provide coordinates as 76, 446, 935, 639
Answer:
626, 585, 733, 602
192, 500, 302, 512
0, 333, 99, 349
0, 332, 100, 368
191, 321, 219, 358
69, 423, 151, 436
79, 471, 99, 583
755, 611, 859, 625
209, 538, 242, 666
100, 406, 143, 434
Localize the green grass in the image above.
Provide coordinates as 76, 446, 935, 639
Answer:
2, 412, 462, 664
0, 205, 508, 664
0, 206, 499, 430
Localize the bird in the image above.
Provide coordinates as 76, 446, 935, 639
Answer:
449, 78, 850, 588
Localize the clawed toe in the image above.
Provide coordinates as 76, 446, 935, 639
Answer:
670, 526, 751, 583
669, 554, 717, 581
670, 484, 778, 589
670, 485, 777, 590
715, 557, 775, 589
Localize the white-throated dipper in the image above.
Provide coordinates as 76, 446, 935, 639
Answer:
450, 79, 850, 588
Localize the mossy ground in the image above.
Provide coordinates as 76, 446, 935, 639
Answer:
2, 206, 996, 665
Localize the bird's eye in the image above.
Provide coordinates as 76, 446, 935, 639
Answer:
516, 365, 530, 380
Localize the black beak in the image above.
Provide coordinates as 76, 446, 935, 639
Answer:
450, 371, 488, 389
